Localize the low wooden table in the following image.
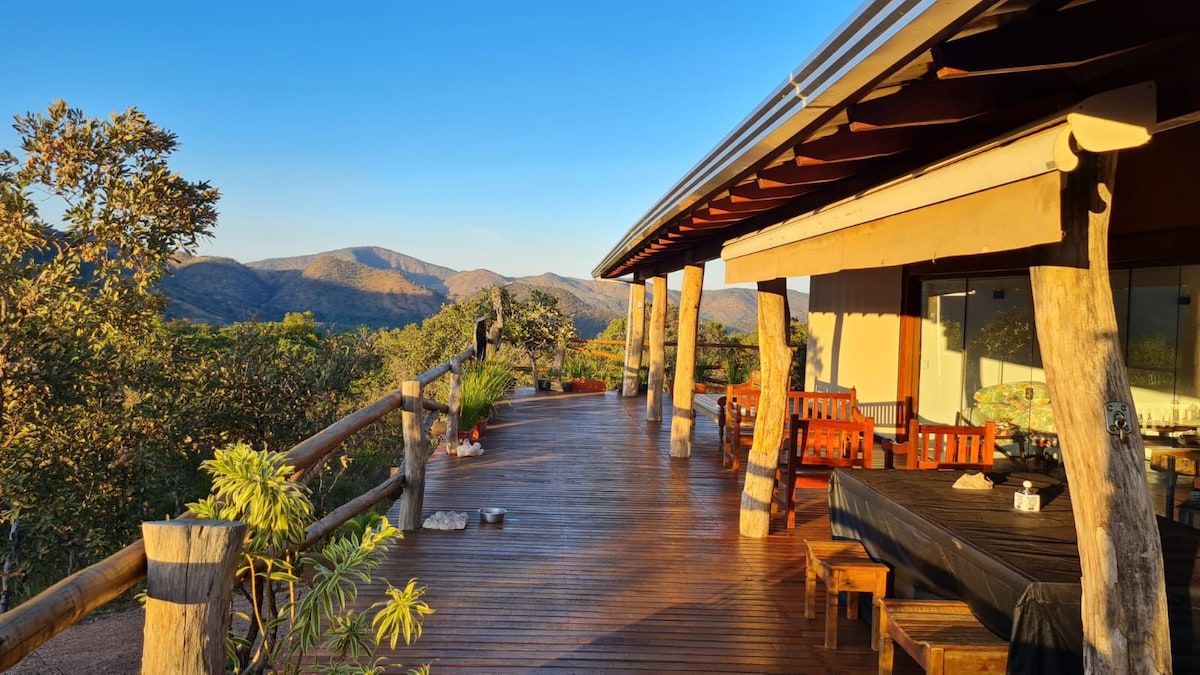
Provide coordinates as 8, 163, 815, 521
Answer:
877, 598, 1008, 674
804, 539, 889, 650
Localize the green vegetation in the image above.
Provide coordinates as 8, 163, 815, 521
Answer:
506, 289, 578, 390
0, 101, 798, 615
190, 443, 432, 673
458, 361, 515, 433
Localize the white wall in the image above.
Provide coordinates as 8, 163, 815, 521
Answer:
806, 267, 902, 426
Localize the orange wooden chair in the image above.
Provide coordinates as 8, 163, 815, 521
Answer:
786, 387, 858, 422
889, 419, 997, 471
777, 416, 874, 528
723, 383, 760, 478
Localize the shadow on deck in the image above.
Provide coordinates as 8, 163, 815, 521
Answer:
352, 389, 912, 673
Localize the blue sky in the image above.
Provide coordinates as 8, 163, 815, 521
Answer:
3, 1, 857, 288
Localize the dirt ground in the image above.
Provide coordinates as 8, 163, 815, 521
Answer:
7, 604, 143, 674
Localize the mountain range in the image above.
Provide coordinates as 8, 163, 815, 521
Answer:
161, 246, 809, 337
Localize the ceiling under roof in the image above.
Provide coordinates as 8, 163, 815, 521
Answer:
593, 0, 1200, 282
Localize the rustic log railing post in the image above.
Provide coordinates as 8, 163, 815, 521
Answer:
623, 281, 647, 397
740, 278, 791, 537
446, 358, 464, 448
647, 275, 668, 422
397, 379, 428, 530
670, 263, 704, 457
141, 520, 245, 675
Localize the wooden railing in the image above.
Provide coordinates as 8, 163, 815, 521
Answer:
0, 342, 481, 670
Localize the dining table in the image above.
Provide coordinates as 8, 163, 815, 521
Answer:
828, 468, 1200, 674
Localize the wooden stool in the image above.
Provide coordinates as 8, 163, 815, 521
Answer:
804, 539, 889, 650
877, 598, 1008, 674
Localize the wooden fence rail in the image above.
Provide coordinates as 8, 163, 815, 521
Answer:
0, 338, 482, 671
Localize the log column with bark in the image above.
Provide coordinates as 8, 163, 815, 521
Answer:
1032, 82, 1171, 667
623, 281, 647, 397
670, 264, 704, 458
1030, 150, 1170, 672
647, 275, 668, 422
740, 279, 791, 538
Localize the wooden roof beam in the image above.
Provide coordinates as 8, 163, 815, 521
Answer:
756, 161, 866, 189
707, 196, 796, 213
792, 126, 939, 165
728, 183, 816, 202
934, 0, 1200, 78
847, 72, 1068, 130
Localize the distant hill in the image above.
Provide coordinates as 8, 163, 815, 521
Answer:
161, 246, 808, 335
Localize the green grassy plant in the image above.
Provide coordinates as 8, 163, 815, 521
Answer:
459, 361, 514, 432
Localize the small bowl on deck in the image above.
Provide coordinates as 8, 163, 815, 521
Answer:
479, 507, 507, 524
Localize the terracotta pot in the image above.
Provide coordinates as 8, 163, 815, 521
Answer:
457, 423, 482, 442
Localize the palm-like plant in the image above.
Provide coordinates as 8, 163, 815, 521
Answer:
188, 442, 433, 673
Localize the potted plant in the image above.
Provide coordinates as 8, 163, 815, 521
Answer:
458, 361, 514, 441
565, 358, 607, 393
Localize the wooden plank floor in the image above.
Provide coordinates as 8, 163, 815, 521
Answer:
349, 389, 911, 673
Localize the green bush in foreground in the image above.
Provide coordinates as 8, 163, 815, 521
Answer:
190, 442, 433, 674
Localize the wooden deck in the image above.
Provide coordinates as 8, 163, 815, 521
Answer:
354, 389, 904, 673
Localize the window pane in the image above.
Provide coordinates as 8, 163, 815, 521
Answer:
919, 279, 967, 425
1127, 267, 1181, 426
1173, 267, 1200, 424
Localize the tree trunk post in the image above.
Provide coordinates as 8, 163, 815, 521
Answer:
647, 275, 668, 422
551, 346, 565, 391
740, 279, 791, 537
623, 281, 647, 397
446, 358, 463, 451
486, 287, 504, 360
141, 520, 246, 675
1029, 151, 1171, 672
398, 380, 428, 531
670, 264, 704, 457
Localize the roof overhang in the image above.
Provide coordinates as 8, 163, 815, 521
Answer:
723, 82, 1158, 281
593, 0, 1200, 282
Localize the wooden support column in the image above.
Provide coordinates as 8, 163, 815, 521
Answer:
551, 346, 565, 391
485, 287, 504, 360
647, 275, 668, 422
142, 520, 246, 675
397, 380, 428, 531
740, 278, 791, 538
1030, 152, 1170, 672
446, 359, 463, 451
670, 264, 704, 458
622, 281, 647, 397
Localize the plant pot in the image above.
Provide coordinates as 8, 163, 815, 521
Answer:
569, 378, 606, 393
695, 383, 708, 394
457, 422, 482, 442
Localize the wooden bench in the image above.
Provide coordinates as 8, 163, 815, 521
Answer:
693, 392, 724, 425
804, 539, 889, 650
877, 598, 1008, 674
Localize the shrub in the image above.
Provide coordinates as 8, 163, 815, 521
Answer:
189, 442, 433, 673
459, 361, 514, 432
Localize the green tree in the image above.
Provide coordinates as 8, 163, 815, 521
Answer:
1, 101, 219, 449
505, 289, 576, 390
0, 102, 219, 588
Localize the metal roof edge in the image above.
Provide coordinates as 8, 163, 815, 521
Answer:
592, 0, 993, 279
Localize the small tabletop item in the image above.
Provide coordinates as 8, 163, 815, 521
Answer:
1014, 480, 1041, 512
952, 472, 993, 490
